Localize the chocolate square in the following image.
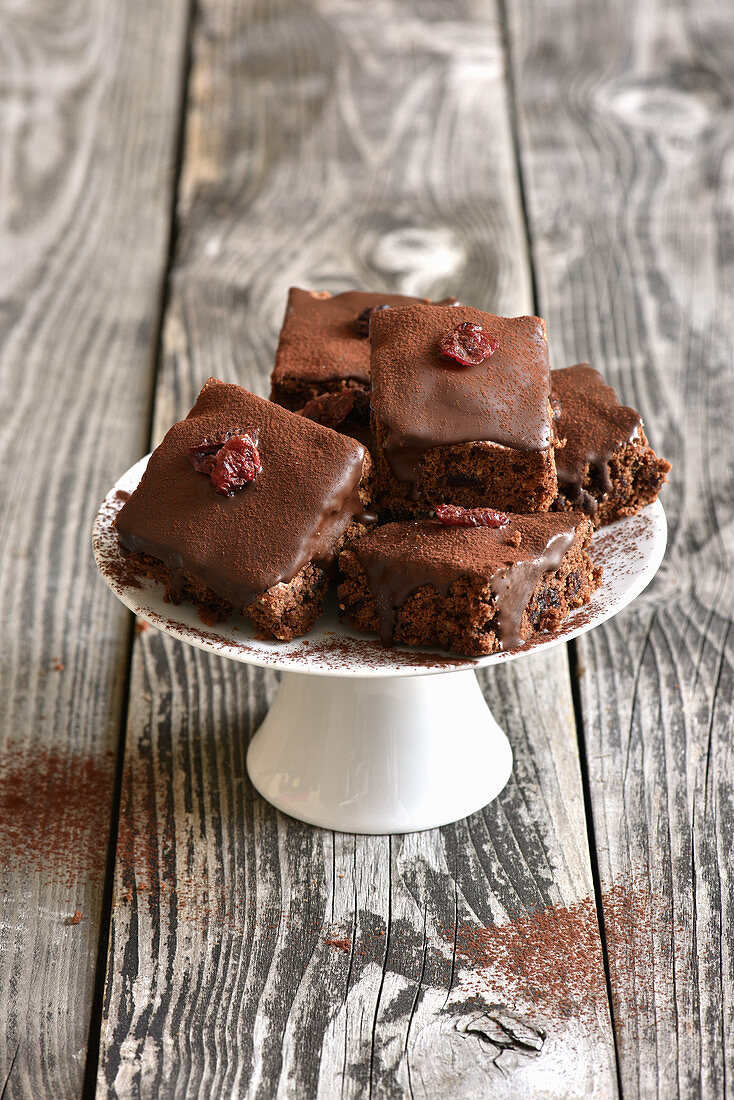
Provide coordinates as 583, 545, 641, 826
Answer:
551, 363, 670, 525
270, 288, 456, 409
117, 378, 368, 613
339, 512, 600, 655
369, 304, 557, 516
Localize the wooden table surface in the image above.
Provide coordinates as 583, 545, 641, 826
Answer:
2, 0, 732, 1096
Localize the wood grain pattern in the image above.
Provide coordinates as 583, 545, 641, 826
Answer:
0, 1, 188, 1095
505, 0, 734, 1094
96, 1, 617, 1096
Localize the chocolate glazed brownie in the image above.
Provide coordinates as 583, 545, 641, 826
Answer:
369, 304, 559, 519
116, 378, 373, 641
270, 288, 458, 410
551, 363, 670, 525
338, 511, 601, 657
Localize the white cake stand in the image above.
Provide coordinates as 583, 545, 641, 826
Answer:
93, 456, 667, 834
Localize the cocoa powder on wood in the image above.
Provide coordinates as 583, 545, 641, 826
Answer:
0, 742, 116, 889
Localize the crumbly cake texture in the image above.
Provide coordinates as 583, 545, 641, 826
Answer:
369, 304, 558, 519
551, 364, 670, 526
338, 512, 601, 657
116, 378, 372, 641
270, 288, 457, 410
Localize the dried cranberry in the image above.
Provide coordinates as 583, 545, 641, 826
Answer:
353, 304, 391, 337
210, 434, 261, 495
528, 585, 561, 626
435, 504, 509, 528
299, 389, 360, 428
187, 429, 242, 474
439, 322, 499, 366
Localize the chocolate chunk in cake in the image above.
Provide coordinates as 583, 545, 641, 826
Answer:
369, 304, 558, 518
338, 511, 601, 656
117, 378, 372, 641
270, 288, 458, 410
551, 363, 670, 526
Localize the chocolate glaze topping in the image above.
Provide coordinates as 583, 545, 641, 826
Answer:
552, 364, 641, 513
370, 304, 553, 485
117, 379, 367, 608
272, 288, 458, 387
349, 513, 580, 649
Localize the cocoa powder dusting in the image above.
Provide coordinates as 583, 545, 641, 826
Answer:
110, 762, 679, 1037
323, 936, 351, 953
98, 742, 682, 1038
0, 742, 116, 889
103, 544, 143, 590
440, 874, 682, 1026
442, 897, 605, 1020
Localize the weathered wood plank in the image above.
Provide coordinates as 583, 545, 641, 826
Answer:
96, 1, 618, 1095
505, 0, 734, 1094
0, 1, 189, 1095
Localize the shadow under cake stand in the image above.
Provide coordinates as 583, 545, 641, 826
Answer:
94, 455, 667, 834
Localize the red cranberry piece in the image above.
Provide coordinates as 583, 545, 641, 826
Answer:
353, 304, 391, 337
438, 322, 499, 366
187, 429, 243, 474
188, 435, 225, 474
210, 434, 261, 496
435, 504, 509, 528
299, 389, 360, 429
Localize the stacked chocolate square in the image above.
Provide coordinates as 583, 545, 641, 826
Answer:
117, 288, 669, 655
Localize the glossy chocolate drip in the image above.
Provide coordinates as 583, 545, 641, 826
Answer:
382, 443, 427, 500
488, 535, 572, 647
370, 305, 553, 488
552, 364, 641, 512
272, 289, 460, 388
117, 379, 367, 608
350, 515, 579, 649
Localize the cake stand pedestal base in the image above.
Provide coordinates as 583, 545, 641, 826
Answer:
246, 669, 513, 834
